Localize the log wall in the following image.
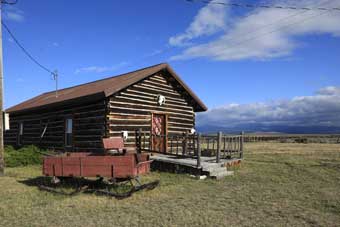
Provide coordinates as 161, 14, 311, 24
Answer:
4, 100, 106, 153
4, 72, 198, 153
107, 73, 195, 148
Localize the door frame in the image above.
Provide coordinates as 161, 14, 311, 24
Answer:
150, 112, 168, 153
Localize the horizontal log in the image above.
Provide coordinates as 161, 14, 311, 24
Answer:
108, 113, 151, 119
109, 101, 194, 115
108, 118, 150, 123
119, 91, 188, 106
168, 116, 194, 124
143, 79, 173, 89
125, 89, 187, 104
150, 74, 168, 82
108, 130, 150, 135
168, 121, 194, 127
168, 126, 193, 131
109, 106, 193, 118
111, 95, 193, 110
137, 82, 178, 94
109, 125, 150, 131
129, 86, 184, 101
10, 101, 105, 120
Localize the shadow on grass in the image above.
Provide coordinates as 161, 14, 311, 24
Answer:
18, 176, 159, 199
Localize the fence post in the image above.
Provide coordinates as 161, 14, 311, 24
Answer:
216, 131, 222, 163
135, 129, 138, 152
149, 132, 152, 151
197, 133, 201, 168
240, 131, 244, 159
182, 132, 187, 156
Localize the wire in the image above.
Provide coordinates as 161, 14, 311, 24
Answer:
211, 10, 332, 58
1, 21, 56, 76
208, 0, 334, 49
141, 0, 334, 63
1, 0, 17, 5
186, 0, 340, 12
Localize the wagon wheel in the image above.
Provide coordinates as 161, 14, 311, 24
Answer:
86, 179, 160, 199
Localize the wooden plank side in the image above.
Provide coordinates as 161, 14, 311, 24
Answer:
107, 73, 195, 150
4, 100, 107, 152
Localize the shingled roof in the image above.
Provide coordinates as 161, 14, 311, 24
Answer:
6, 63, 207, 113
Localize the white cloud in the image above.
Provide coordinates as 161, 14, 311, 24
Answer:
4, 8, 24, 22
170, 0, 340, 61
52, 42, 59, 47
169, 0, 227, 46
75, 62, 129, 74
197, 86, 340, 132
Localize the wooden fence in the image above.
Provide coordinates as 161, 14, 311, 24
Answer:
243, 134, 340, 143
135, 129, 244, 167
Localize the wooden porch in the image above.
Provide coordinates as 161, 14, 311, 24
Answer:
135, 130, 244, 178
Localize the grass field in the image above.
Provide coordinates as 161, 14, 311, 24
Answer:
1, 142, 340, 227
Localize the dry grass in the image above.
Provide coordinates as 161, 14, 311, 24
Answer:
1, 142, 340, 227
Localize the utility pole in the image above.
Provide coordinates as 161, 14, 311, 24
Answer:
0, 3, 5, 176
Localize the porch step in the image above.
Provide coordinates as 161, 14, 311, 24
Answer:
150, 154, 239, 179
203, 163, 234, 179
209, 167, 234, 180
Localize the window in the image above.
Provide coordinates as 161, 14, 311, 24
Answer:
65, 118, 73, 147
18, 122, 24, 145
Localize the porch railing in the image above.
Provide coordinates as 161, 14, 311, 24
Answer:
135, 129, 244, 167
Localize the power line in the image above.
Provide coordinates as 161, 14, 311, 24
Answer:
186, 0, 340, 12
1, 21, 56, 76
139, 0, 334, 63
207, 0, 334, 50
211, 10, 332, 58
1, 0, 17, 5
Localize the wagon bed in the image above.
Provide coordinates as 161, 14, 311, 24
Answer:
43, 153, 151, 179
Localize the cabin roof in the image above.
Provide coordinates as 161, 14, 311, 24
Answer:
6, 63, 208, 113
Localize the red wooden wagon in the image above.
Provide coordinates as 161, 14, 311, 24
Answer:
43, 153, 151, 179
40, 137, 159, 198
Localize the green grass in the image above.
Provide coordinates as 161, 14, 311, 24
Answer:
4, 145, 43, 167
1, 142, 340, 227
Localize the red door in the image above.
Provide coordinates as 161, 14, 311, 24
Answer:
152, 114, 167, 153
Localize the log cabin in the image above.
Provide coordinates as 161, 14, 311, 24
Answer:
4, 63, 207, 153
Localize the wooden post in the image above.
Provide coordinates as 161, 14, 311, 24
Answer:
182, 132, 187, 155
240, 131, 244, 159
0, 7, 4, 176
137, 128, 142, 154
216, 131, 222, 163
0, 7, 5, 177
197, 133, 201, 168
135, 129, 138, 152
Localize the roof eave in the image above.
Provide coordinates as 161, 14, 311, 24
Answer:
6, 92, 106, 114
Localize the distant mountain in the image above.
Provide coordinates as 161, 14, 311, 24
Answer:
196, 124, 340, 134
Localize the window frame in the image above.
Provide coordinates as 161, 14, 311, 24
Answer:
17, 122, 24, 146
64, 117, 73, 148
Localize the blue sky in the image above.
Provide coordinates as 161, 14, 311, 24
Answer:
2, 0, 340, 132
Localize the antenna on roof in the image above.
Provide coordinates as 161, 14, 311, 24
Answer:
52, 70, 58, 98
